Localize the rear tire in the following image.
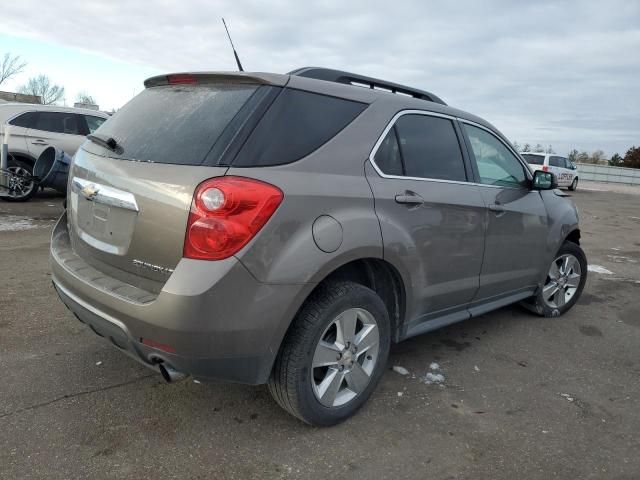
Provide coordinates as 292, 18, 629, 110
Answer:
522, 241, 587, 317
268, 281, 390, 426
569, 178, 578, 191
1, 157, 37, 202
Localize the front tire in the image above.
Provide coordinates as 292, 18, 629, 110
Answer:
268, 281, 390, 426
523, 241, 587, 317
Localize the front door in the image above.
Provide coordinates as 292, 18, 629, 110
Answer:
461, 122, 548, 301
366, 112, 486, 331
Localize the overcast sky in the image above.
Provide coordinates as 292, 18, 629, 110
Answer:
1, 0, 639, 156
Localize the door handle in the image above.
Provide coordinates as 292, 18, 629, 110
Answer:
32, 139, 47, 144
395, 193, 424, 205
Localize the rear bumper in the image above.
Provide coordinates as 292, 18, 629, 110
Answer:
50, 214, 313, 384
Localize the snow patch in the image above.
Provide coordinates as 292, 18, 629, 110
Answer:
422, 372, 445, 385
560, 393, 575, 402
392, 366, 409, 376
429, 362, 440, 371
0, 215, 42, 232
588, 264, 614, 275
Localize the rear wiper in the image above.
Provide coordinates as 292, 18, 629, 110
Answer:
87, 133, 123, 154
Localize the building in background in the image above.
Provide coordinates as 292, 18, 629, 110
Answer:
0, 91, 42, 104
73, 102, 99, 111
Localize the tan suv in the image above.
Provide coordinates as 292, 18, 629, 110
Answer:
0, 103, 108, 201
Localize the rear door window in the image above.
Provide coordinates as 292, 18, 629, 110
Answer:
373, 127, 404, 176
549, 156, 563, 167
232, 89, 367, 167
390, 114, 467, 181
89, 84, 259, 165
33, 112, 82, 135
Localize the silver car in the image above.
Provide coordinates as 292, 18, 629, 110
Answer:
0, 103, 108, 201
50, 68, 587, 425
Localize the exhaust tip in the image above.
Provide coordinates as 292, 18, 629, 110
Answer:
158, 363, 187, 383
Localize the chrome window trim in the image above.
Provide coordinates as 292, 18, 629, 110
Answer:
368, 109, 530, 190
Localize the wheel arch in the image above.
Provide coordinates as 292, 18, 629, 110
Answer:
263, 256, 407, 382
565, 228, 581, 245
8, 151, 37, 167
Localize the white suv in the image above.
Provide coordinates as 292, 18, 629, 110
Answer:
0, 103, 108, 201
521, 153, 579, 191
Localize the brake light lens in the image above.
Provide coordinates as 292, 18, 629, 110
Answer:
542, 165, 549, 172
184, 176, 283, 260
167, 74, 198, 85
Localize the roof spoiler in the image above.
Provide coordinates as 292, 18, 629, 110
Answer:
288, 67, 446, 106
143, 72, 288, 88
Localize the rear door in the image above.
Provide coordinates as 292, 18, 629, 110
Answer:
366, 112, 486, 329
66, 80, 266, 289
25, 111, 85, 158
461, 122, 548, 300
6, 110, 34, 157
549, 155, 571, 186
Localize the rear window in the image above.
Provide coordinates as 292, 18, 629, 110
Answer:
232, 89, 367, 167
90, 84, 259, 165
522, 154, 545, 165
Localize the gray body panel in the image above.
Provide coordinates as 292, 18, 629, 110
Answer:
50, 70, 581, 384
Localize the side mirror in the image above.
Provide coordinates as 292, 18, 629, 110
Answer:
532, 170, 558, 190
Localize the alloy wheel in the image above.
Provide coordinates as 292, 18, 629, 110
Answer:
5, 165, 35, 199
542, 253, 582, 309
311, 308, 380, 407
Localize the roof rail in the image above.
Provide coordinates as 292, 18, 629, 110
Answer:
288, 67, 446, 106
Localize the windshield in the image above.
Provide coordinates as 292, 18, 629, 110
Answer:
88, 84, 258, 165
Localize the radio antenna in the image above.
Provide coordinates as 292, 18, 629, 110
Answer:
222, 18, 244, 72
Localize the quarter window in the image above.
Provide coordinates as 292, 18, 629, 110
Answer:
8, 111, 38, 128
375, 114, 467, 181
463, 124, 527, 188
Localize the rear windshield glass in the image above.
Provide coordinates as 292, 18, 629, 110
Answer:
232, 88, 367, 167
521, 154, 545, 165
90, 84, 257, 165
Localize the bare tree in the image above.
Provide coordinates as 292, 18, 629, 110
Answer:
522, 143, 531, 152
18, 75, 65, 105
76, 91, 96, 105
0, 52, 27, 86
545, 145, 555, 154
533, 143, 545, 153
590, 149, 606, 165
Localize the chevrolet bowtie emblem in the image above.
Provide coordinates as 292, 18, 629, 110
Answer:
80, 184, 99, 200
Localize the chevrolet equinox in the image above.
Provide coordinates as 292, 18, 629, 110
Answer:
50, 67, 587, 425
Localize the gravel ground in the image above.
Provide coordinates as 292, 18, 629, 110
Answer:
1, 186, 639, 480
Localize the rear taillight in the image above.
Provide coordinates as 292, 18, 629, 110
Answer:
183, 176, 283, 260
542, 165, 549, 172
